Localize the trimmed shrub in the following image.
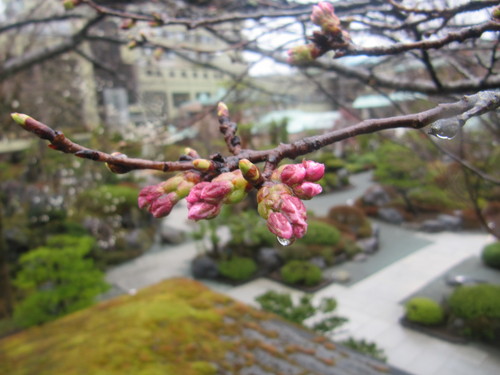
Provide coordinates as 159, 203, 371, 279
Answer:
481, 242, 500, 270
328, 205, 372, 239
280, 260, 322, 286
405, 297, 444, 326
448, 284, 500, 340
218, 257, 257, 281
301, 220, 341, 246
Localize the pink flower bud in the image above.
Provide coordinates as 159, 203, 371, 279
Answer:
138, 184, 163, 209
311, 2, 335, 27
201, 181, 233, 204
293, 182, 323, 200
293, 221, 308, 239
280, 196, 307, 223
150, 192, 178, 218
188, 202, 221, 221
267, 212, 294, 239
186, 182, 210, 205
303, 160, 325, 182
280, 164, 306, 186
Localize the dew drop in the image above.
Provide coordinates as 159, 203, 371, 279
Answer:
277, 236, 295, 247
428, 119, 460, 140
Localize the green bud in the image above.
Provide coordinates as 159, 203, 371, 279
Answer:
225, 189, 246, 204
193, 159, 213, 171
11, 113, 31, 126
217, 102, 229, 118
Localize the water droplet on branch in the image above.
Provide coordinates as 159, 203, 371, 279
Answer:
428, 118, 460, 140
277, 236, 294, 246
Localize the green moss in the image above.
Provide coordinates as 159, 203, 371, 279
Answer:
0, 278, 264, 375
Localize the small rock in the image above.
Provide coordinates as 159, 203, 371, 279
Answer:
363, 184, 392, 207
332, 270, 351, 283
357, 236, 379, 254
159, 222, 186, 244
420, 219, 446, 233
377, 208, 404, 224
353, 253, 368, 262
191, 255, 219, 279
309, 256, 327, 269
256, 247, 283, 271
437, 214, 462, 231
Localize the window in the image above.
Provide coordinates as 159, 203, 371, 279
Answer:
172, 93, 190, 108
143, 91, 167, 116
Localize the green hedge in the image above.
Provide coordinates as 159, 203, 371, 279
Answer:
218, 257, 257, 281
481, 242, 500, 270
448, 284, 500, 340
301, 220, 341, 246
280, 260, 322, 286
405, 297, 444, 326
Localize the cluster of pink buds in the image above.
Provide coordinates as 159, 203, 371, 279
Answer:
138, 170, 202, 218
186, 170, 251, 221
257, 160, 325, 242
311, 2, 341, 35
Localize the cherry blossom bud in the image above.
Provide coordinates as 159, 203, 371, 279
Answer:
201, 181, 233, 204
281, 195, 307, 226
267, 212, 294, 239
105, 152, 131, 174
63, 0, 81, 10
281, 164, 306, 186
150, 192, 178, 218
311, 2, 336, 27
293, 182, 323, 200
120, 19, 136, 30
217, 102, 229, 118
193, 159, 213, 171
239, 159, 262, 184
185, 182, 209, 205
303, 160, 325, 182
188, 202, 221, 221
138, 184, 164, 209
287, 44, 321, 65
293, 221, 308, 239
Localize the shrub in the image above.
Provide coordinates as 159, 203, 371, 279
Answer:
280, 260, 322, 286
328, 205, 372, 239
481, 242, 500, 270
405, 297, 444, 326
448, 284, 500, 340
340, 337, 387, 362
300, 220, 341, 246
218, 256, 257, 281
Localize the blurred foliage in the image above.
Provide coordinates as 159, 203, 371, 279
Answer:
448, 284, 500, 341
217, 256, 257, 281
280, 260, 322, 286
340, 338, 387, 363
481, 241, 500, 270
404, 297, 444, 326
13, 235, 109, 327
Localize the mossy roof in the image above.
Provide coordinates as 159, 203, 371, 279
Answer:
0, 278, 410, 375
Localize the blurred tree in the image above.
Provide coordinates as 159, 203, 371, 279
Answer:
13, 235, 109, 327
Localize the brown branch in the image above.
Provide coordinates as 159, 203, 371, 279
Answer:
12, 91, 500, 177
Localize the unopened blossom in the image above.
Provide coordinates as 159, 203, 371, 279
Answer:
257, 183, 308, 240
186, 170, 251, 221
302, 160, 325, 182
292, 181, 323, 200
138, 171, 202, 218
287, 44, 321, 65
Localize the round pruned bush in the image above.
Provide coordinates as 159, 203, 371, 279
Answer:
218, 256, 257, 281
280, 260, 323, 286
328, 205, 372, 239
481, 242, 500, 270
300, 220, 341, 246
405, 297, 444, 326
448, 284, 500, 341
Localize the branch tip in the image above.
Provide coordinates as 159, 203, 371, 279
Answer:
11, 113, 31, 126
